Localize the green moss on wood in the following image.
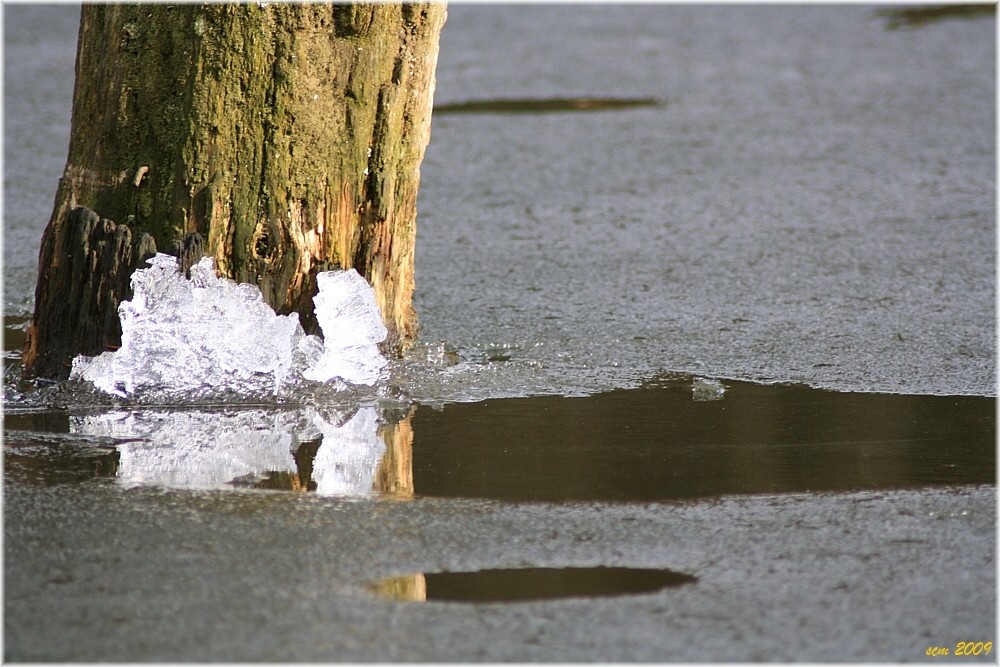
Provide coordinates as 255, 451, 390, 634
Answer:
35, 3, 446, 350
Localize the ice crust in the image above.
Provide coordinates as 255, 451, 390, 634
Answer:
71, 254, 387, 399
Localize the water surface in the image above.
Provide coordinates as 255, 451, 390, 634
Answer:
373, 566, 698, 603
410, 377, 995, 502
5, 375, 993, 502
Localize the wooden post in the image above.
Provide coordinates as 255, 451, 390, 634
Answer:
23, 3, 446, 379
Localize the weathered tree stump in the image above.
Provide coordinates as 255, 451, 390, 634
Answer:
22, 206, 156, 381
22, 4, 446, 380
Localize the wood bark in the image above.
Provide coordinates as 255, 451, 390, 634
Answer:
21, 207, 156, 380
23, 3, 446, 379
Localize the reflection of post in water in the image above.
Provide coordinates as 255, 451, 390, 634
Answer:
371, 573, 427, 602
374, 409, 415, 497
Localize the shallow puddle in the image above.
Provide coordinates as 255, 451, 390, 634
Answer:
3, 375, 994, 501
876, 4, 995, 29
409, 377, 995, 502
3, 315, 29, 366
434, 97, 661, 115
372, 566, 697, 603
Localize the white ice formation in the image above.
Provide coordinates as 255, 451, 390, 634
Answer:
303, 270, 388, 386
70, 253, 387, 398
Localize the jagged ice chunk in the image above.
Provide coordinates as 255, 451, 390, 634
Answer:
302, 270, 388, 386
70, 253, 387, 398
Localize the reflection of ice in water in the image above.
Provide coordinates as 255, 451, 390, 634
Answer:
310, 407, 385, 495
70, 254, 387, 399
75, 410, 297, 489
71, 406, 385, 496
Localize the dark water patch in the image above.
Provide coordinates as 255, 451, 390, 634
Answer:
410, 377, 995, 502
877, 4, 995, 29
4, 407, 70, 432
4, 376, 994, 500
434, 97, 661, 115
3, 410, 133, 485
4, 435, 121, 485
373, 566, 697, 603
4, 315, 29, 363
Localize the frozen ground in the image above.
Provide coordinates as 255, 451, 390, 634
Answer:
413, 4, 995, 398
4, 482, 994, 662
